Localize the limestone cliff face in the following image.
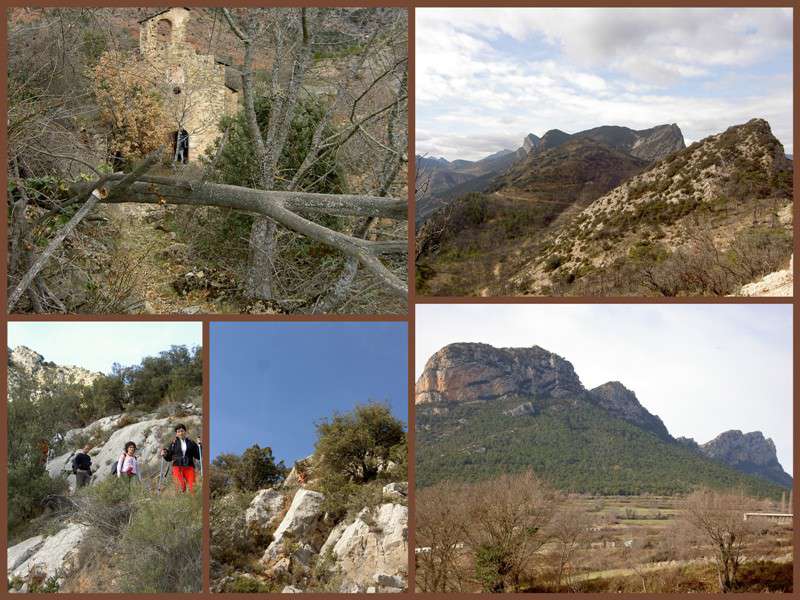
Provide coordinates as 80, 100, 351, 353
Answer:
589, 381, 671, 440
415, 342, 584, 404
8, 346, 101, 390
702, 430, 792, 488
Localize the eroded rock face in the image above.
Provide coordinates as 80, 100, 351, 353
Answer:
263, 489, 327, 564
702, 430, 793, 488
7, 536, 46, 573
10, 523, 88, 582
589, 381, 671, 440
8, 346, 101, 393
326, 503, 408, 593
245, 489, 285, 533
382, 482, 408, 501
415, 343, 584, 404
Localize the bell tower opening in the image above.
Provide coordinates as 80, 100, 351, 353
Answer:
155, 19, 172, 43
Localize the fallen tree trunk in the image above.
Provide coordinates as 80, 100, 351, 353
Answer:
69, 176, 407, 220
67, 174, 408, 300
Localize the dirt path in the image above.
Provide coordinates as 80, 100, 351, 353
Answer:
103, 203, 219, 314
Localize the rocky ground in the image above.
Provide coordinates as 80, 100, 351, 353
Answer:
738, 255, 793, 297
214, 470, 408, 593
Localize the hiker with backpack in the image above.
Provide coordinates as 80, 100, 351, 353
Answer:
116, 441, 142, 483
160, 423, 201, 493
72, 445, 93, 488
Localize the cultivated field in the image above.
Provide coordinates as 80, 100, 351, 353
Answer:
416, 484, 794, 593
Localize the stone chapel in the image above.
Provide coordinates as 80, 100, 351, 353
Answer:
136, 8, 240, 162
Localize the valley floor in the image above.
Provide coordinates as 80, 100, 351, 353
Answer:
416, 494, 793, 593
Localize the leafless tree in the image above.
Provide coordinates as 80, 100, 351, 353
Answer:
546, 503, 592, 590
460, 471, 559, 592
682, 488, 758, 592
220, 8, 408, 307
416, 482, 469, 592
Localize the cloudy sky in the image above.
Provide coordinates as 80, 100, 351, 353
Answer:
415, 304, 793, 473
417, 8, 793, 161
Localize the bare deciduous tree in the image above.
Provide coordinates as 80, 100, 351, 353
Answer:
416, 482, 469, 593
682, 488, 758, 592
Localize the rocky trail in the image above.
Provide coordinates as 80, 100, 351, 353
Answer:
102, 203, 221, 314
7, 404, 203, 591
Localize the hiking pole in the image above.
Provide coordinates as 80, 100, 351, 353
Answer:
157, 455, 166, 494
198, 442, 203, 478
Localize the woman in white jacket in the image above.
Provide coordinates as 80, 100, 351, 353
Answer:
116, 441, 142, 482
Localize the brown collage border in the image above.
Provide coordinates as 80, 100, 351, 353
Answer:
0, 0, 797, 597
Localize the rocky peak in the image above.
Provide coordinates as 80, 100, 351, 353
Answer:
523, 133, 541, 154
539, 129, 572, 152
588, 381, 671, 440
415, 342, 584, 405
627, 123, 686, 161
9, 345, 101, 390
701, 430, 792, 488
9, 345, 45, 371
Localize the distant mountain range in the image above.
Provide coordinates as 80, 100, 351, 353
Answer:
416, 123, 685, 224
416, 119, 793, 297
416, 342, 791, 496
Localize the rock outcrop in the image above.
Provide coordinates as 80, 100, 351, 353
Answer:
701, 430, 792, 488
589, 381, 671, 440
323, 503, 408, 592
8, 346, 101, 392
415, 342, 584, 404
8, 523, 88, 586
223, 475, 409, 593
738, 256, 793, 297
246, 489, 286, 533
263, 489, 328, 566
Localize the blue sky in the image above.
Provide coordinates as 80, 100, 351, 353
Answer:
417, 8, 793, 161
7, 321, 202, 373
210, 322, 408, 465
415, 304, 793, 473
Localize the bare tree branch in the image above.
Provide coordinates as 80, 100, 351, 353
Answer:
8, 149, 163, 311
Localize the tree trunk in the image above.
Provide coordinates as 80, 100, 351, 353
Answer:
246, 218, 277, 300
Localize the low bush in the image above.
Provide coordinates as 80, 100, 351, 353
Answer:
117, 489, 202, 593
210, 491, 263, 571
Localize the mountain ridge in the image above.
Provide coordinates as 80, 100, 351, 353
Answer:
415, 342, 791, 494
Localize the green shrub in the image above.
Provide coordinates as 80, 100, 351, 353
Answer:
211, 491, 264, 570
544, 255, 564, 272
212, 445, 287, 494
117, 489, 202, 593
314, 402, 406, 484
222, 574, 275, 593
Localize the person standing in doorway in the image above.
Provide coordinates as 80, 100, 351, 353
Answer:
161, 423, 201, 492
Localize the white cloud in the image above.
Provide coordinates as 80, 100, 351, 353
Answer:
417, 8, 793, 160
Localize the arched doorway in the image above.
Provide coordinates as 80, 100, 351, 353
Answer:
173, 129, 189, 163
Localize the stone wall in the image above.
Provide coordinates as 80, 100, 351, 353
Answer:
135, 7, 238, 162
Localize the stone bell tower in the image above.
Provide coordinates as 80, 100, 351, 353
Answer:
133, 8, 240, 163
139, 7, 191, 57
